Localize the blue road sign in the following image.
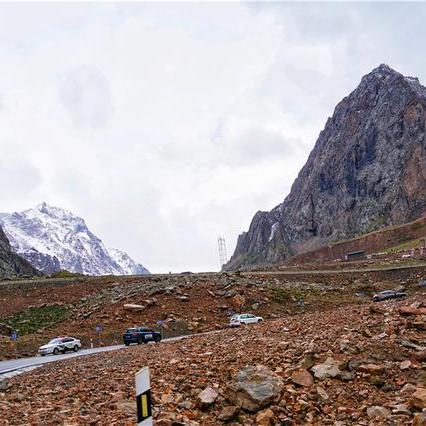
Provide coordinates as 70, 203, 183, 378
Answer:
11, 331, 18, 341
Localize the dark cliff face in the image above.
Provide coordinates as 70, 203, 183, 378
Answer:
0, 226, 39, 277
225, 65, 426, 270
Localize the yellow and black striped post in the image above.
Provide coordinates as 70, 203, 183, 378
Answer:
135, 367, 152, 426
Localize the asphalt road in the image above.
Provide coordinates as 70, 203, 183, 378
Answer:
0, 345, 125, 375
0, 333, 202, 376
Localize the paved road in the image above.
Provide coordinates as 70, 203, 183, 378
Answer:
0, 345, 125, 375
0, 333, 204, 376
244, 262, 426, 276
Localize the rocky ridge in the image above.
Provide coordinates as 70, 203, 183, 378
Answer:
225, 64, 426, 270
0, 227, 38, 278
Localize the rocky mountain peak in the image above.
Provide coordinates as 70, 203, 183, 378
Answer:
225, 65, 426, 270
0, 204, 150, 275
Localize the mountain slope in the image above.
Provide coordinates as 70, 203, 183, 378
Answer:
0, 203, 150, 276
0, 226, 39, 277
225, 64, 426, 270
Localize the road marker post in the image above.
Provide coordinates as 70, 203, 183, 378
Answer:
135, 367, 152, 425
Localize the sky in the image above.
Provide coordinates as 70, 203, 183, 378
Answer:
1, 2, 426, 273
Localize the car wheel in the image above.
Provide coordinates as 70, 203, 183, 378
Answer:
137, 339, 142, 345
257, 319, 263, 323
40, 354, 45, 357
155, 336, 161, 343
53, 347, 59, 355
124, 341, 129, 346
73, 345, 79, 352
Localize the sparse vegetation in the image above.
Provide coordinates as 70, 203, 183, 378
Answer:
50, 270, 84, 279
3, 305, 69, 335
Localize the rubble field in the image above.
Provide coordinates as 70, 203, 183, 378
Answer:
1, 292, 426, 425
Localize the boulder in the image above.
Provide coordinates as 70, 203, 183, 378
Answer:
226, 365, 284, 412
255, 408, 275, 425
411, 388, 426, 410
291, 369, 313, 387
198, 387, 218, 408
0, 378, 8, 391
123, 303, 145, 312
217, 406, 239, 421
357, 364, 385, 374
400, 306, 426, 316
311, 358, 342, 380
366, 406, 391, 420
413, 412, 426, 426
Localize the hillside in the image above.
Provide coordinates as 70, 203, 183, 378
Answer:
0, 203, 149, 276
285, 215, 426, 266
1, 268, 425, 424
225, 64, 426, 271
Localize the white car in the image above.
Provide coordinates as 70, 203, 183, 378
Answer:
38, 336, 82, 356
230, 313, 263, 327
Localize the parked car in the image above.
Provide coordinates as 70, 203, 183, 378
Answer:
372, 290, 407, 302
229, 313, 263, 327
38, 336, 82, 356
123, 327, 162, 345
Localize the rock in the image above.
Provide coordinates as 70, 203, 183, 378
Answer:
400, 360, 412, 370
400, 306, 426, 316
255, 408, 275, 425
357, 363, 385, 374
0, 378, 8, 391
366, 406, 391, 420
198, 387, 218, 408
232, 294, 245, 307
123, 303, 145, 312
226, 365, 284, 412
115, 399, 135, 417
178, 400, 193, 410
369, 376, 385, 388
291, 369, 313, 387
419, 280, 426, 288
391, 403, 411, 415
413, 412, 426, 426
393, 285, 406, 292
316, 386, 329, 400
311, 358, 342, 380
218, 405, 239, 421
0, 323, 13, 337
400, 383, 417, 395
417, 371, 426, 387
252, 303, 260, 310
177, 295, 189, 302
411, 388, 426, 410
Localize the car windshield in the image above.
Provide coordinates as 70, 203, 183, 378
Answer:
231, 315, 239, 320
126, 328, 138, 333
48, 338, 62, 344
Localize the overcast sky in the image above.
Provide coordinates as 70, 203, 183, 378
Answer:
1, 2, 426, 272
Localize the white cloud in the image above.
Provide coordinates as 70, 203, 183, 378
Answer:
0, 2, 426, 271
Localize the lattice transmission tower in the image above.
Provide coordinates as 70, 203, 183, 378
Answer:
217, 236, 228, 268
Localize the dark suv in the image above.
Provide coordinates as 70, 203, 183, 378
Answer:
123, 327, 161, 346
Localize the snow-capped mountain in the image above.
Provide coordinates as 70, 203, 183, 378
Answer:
0, 203, 149, 276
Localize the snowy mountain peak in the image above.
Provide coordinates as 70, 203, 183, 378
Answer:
0, 204, 149, 276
